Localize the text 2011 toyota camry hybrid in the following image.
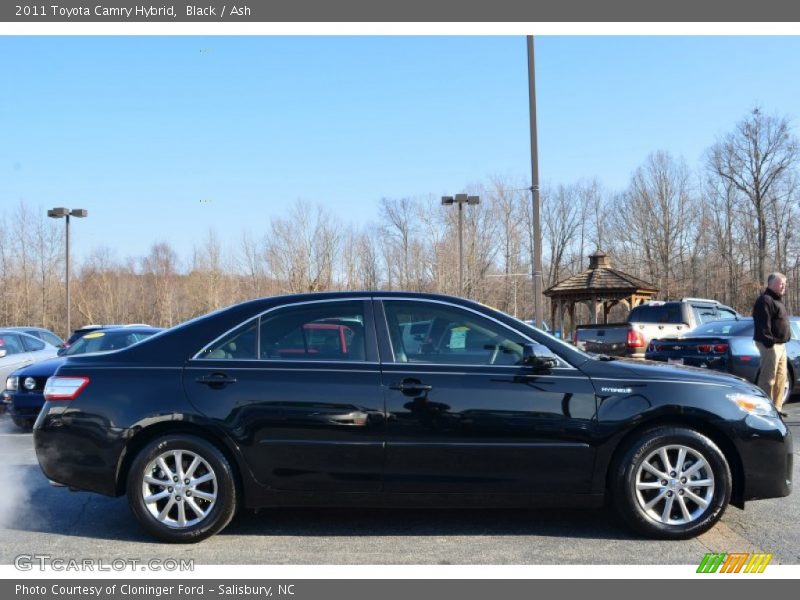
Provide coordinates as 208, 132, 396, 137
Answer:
33, 292, 792, 542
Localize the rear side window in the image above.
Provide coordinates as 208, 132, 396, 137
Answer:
691, 305, 719, 325
196, 301, 368, 362
260, 302, 366, 361
197, 319, 259, 360
628, 305, 685, 324
21, 335, 46, 352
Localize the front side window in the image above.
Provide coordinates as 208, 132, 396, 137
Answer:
383, 300, 543, 366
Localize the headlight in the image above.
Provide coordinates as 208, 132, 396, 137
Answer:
5, 376, 18, 392
726, 392, 776, 417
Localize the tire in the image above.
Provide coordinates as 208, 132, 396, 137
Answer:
12, 417, 34, 430
127, 434, 237, 543
610, 427, 731, 539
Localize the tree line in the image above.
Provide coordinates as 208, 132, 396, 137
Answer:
1, 107, 798, 339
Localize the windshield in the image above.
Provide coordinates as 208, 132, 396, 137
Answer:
64, 330, 157, 355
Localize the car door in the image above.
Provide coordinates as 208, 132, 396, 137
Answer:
183, 298, 385, 493
0, 333, 34, 381
376, 298, 598, 494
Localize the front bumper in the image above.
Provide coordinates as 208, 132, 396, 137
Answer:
737, 415, 793, 501
4, 390, 44, 419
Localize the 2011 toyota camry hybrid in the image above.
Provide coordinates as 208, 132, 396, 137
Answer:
33, 292, 792, 543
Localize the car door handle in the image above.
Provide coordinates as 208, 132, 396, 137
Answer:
196, 374, 238, 387
389, 381, 433, 393
327, 411, 370, 426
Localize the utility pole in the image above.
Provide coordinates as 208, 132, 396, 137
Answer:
527, 35, 544, 328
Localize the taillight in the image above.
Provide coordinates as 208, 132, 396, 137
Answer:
713, 344, 729, 354
626, 329, 645, 348
697, 344, 711, 353
43, 376, 90, 401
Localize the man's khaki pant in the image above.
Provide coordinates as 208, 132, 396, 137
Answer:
756, 341, 788, 410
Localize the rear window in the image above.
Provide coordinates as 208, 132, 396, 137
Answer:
628, 304, 685, 324
691, 320, 752, 336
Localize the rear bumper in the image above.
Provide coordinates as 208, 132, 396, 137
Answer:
33, 403, 126, 497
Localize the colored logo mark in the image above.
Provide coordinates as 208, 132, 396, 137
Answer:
697, 552, 773, 573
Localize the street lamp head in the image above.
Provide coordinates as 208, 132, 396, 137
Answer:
441, 196, 455, 205
47, 207, 69, 218
455, 193, 468, 203
70, 209, 88, 218
467, 196, 480, 205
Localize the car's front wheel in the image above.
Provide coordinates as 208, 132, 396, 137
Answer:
127, 434, 237, 543
12, 417, 34, 430
611, 427, 731, 539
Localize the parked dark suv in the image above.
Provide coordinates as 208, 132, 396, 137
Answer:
34, 292, 792, 543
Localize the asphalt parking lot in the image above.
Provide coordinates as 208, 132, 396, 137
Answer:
1, 406, 799, 566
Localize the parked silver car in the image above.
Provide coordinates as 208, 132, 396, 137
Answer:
0, 330, 59, 384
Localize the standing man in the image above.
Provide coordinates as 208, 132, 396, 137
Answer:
753, 272, 791, 417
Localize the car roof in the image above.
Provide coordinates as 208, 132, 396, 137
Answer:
0, 329, 54, 343
76, 326, 163, 335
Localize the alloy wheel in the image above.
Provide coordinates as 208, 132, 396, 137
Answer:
634, 444, 715, 525
140, 449, 218, 529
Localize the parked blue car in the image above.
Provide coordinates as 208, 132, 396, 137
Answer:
2, 326, 162, 429
645, 317, 800, 405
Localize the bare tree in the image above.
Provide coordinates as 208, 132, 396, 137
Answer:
267, 200, 340, 292
708, 108, 800, 283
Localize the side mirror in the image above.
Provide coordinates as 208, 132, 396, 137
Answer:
522, 343, 558, 370
56, 348, 66, 356
0, 349, 6, 358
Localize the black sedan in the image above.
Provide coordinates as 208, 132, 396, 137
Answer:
4, 326, 161, 429
645, 317, 800, 406
33, 292, 792, 543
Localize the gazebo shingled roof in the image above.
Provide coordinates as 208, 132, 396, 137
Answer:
544, 251, 659, 336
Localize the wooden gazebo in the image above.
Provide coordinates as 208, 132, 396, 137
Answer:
544, 251, 659, 338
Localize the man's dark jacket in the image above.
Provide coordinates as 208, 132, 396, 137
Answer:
753, 288, 791, 348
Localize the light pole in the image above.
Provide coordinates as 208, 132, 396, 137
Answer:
441, 194, 479, 295
48, 207, 88, 337
527, 35, 544, 328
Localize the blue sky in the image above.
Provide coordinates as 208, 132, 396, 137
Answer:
2, 36, 800, 264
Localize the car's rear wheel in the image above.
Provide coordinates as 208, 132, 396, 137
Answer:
127, 434, 237, 543
611, 427, 731, 539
